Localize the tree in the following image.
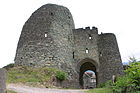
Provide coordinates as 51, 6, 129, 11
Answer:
129, 56, 137, 63
113, 61, 140, 93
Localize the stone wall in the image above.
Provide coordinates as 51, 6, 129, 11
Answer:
73, 27, 99, 65
14, 4, 124, 88
0, 69, 6, 93
98, 33, 124, 84
15, 4, 75, 70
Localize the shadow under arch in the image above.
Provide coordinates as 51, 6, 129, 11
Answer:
77, 58, 99, 88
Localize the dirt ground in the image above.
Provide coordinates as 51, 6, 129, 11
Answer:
7, 84, 87, 93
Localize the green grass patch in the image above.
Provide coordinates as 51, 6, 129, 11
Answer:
7, 90, 17, 93
87, 88, 112, 93
7, 66, 67, 87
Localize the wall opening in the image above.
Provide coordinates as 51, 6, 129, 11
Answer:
89, 34, 92, 39
50, 12, 54, 16
86, 48, 89, 53
21, 57, 23, 60
73, 52, 74, 59
45, 33, 47, 37
83, 70, 96, 89
79, 62, 97, 89
99, 52, 102, 56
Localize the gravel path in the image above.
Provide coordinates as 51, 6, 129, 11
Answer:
7, 84, 87, 93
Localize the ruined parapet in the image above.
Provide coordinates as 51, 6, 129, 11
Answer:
98, 33, 124, 84
14, 4, 75, 70
74, 26, 98, 34
0, 69, 6, 93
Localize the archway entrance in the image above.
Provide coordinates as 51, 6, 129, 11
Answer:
79, 61, 97, 89
83, 70, 96, 89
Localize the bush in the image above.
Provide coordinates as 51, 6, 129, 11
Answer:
112, 61, 140, 93
99, 80, 113, 88
56, 71, 67, 81
113, 75, 136, 93
99, 58, 140, 93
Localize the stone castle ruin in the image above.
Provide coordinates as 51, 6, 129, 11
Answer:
15, 4, 124, 88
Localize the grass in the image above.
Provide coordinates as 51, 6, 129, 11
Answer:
7, 66, 66, 87
7, 90, 17, 93
87, 88, 112, 93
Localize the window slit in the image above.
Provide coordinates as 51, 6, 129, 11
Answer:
73, 52, 74, 59
86, 48, 89, 53
89, 34, 92, 39
45, 33, 47, 37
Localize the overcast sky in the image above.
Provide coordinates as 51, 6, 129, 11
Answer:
0, 0, 140, 68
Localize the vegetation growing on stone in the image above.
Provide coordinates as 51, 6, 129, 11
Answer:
56, 71, 67, 81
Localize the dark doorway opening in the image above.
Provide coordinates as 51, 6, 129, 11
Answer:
79, 62, 97, 89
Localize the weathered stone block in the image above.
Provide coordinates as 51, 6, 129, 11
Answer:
0, 68, 6, 93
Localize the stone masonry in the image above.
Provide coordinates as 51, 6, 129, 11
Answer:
0, 69, 6, 93
14, 4, 124, 88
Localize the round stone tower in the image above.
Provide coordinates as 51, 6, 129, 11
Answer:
98, 33, 124, 84
15, 4, 75, 70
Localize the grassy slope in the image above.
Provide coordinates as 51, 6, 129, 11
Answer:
7, 90, 17, 93
7, 66, 63, 87
87, 88, 112, 93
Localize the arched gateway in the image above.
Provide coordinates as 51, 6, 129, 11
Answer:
14, 4, 124, 88
77, 58, 99, 88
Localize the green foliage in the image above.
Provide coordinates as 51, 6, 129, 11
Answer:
113, 61, 140, 93
129, 56, 137, 63
56, 71, 67, 81
7, 66, 40, 83
113, 75, 137, 93
87, 88, 112, 93
99, 57, 140, 93
126, 62, 140, 79
99, 80, 113, 88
